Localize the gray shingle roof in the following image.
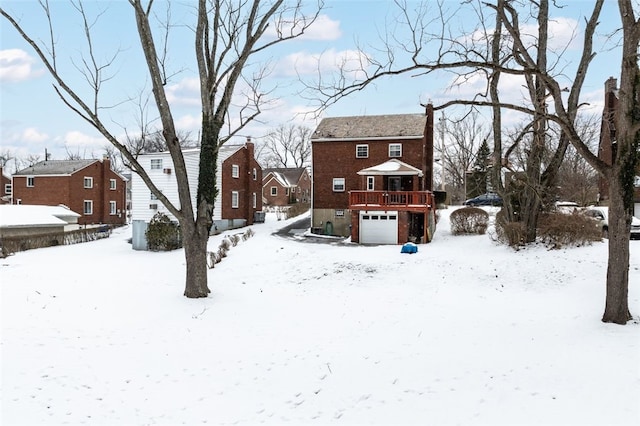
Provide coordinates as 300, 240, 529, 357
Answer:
311, 113, 427, 140
14, 159, 97, 176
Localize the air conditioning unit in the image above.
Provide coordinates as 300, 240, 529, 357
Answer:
163, 168, 172, 174
149, 204, 158, 210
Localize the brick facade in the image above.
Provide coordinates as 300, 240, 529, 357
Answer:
220, 142, 263, 224
311, 108, 435, 238
1, 167, 11, 204
12, 158, 127, 225
262, 168, 311, 207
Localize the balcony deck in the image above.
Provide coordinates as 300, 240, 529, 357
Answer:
349, 191, 434, 212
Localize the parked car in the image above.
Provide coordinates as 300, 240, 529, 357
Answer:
554, 201, 580, 214
463, 193, 503, 207
583, 206, 640, 239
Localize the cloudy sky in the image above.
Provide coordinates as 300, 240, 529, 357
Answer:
0, 1, 624, 169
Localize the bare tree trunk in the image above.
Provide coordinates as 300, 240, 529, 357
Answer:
603, 174, 632, 323
182, 220, 211, 298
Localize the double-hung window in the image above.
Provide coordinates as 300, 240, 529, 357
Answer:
109, 201, 117, 215
389, 143, 402, 157
26, 177, 34, 187
270, 186, 277, 196
84, 177, 93, 189
333, 178, 345, 192
110, 179, 117, 190
232, 165, 239, 178
231, 191, 239, 208
150, 159, 162, 170
84, 200, 93, 215
356, 144, 369, 158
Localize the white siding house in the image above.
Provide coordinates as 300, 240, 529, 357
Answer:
130, 145, 251, 250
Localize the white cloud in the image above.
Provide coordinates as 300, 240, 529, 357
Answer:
21, 127, 49, 143
62, 131, 105, 149
266, 14, 341, 41
276, 48, 371, 78
166, 77, 201, 107
0, 49, 44, 82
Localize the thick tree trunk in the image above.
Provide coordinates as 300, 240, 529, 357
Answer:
182, 220, 211, 298
602, 177, 632, 323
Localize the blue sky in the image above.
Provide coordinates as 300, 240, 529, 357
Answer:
0, 1, 624, 170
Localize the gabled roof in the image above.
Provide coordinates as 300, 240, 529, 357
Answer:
14, 159, 97, 176
263, 167, 307, 187
357, 159, 423, 176
311, 113, 427, 141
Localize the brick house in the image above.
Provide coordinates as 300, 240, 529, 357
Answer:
262, 167, 311, 207
11, 158, 127, 225
310, 105, 437, 244
130, 139, 263, 250
0, 166, 10, 204
598, 76, 640, 216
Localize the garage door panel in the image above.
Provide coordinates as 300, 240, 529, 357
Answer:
360, 211, 398, 244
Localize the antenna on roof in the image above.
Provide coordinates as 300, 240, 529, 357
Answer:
45, 148, 51, 161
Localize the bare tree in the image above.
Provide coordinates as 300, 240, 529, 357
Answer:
437, 110, 491, 203
310, 0, 637, 323
1, 0, 322, 298
261, 124, 312, 168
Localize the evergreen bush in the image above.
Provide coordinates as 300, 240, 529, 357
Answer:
146, 212, 181, 251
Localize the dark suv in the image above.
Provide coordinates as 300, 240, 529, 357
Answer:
463, 193, 503, 207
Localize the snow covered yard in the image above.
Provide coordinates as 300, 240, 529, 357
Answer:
1, 209, 639, 425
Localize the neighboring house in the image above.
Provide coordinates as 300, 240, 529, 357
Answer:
310, 105, 437, 244
598, 76, 640, 216
11, 158, 127, 226
262, 167, 311, 207
0, 166, 10, 204
0, 204, 81, 238
130, 139, 263, 250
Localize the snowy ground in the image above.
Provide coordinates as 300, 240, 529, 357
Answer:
2, 208, 639, 425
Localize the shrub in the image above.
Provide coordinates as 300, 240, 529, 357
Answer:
449, 207, 490, 235
146, 212, 181, 251
492, 209, 526, 248
537, 211, 601, 248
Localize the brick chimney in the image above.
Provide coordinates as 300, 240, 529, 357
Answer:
423, 103, 434, 192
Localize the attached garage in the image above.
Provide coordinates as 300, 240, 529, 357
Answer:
359, 210, 398, 244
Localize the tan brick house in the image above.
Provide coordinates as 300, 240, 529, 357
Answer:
11, 158, 127, 225
310, 105, 437, 244
262, 167, 310, 207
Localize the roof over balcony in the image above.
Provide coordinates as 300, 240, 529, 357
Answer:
357, 159, 423, 176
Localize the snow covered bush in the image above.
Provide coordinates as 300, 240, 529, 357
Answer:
145, 212, 181, 251
449, 207, 489, 235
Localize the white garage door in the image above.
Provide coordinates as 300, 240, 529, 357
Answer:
360, 211, 398, 244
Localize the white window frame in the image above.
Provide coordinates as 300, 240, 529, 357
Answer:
252, 192, 257, 209
356, 144, 369, 158
333, 178, 345, 192
389, 143, 402, 157
150, 159, 163, 170
252, 168, 257, 180
84, 177, 93, 189
231, 165, 239, 178
270, 186, 277, 196
110, 179, 117, 190
335, 209, 345, 218
231, 191, 239, 208
26, 176, 34, 187
4, 183, 11, 195
109, 201, 117, 215
367, 176, 375, 191
83, 200, 93, 215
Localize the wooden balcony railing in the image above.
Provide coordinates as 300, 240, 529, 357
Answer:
349, 191, 434, 211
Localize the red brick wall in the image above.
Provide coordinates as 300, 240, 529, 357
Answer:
221, 144, 263, 224
312, 137, 431, 210
12, 160, 126, 225
263, 175, 290, 206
